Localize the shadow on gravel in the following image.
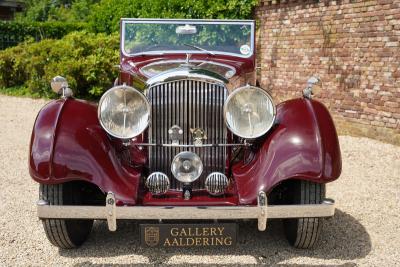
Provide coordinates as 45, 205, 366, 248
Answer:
59, 209, 371, 266
73, 263, 357, 267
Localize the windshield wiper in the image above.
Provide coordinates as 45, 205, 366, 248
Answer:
183, 43, 215, 56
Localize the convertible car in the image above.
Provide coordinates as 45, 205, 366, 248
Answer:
30, 19, 341, 249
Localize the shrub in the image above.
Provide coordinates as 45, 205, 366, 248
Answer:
2, 0, 259, 99
0, 21, 87, 49
89, 0, 259, 34
0, 31, 119, 99
18, 0, 258, 35
15, 0, 99, 23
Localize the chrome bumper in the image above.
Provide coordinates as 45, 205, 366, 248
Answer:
37, 192, 335, 231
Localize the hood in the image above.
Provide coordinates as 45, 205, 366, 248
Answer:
120, 53, 255, 83
145, 65, 229, 86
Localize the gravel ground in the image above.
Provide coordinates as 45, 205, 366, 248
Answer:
0, 95, 399, 266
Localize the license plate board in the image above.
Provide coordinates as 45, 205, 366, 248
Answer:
140, 223, 237, 248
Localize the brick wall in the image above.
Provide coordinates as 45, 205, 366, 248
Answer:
255, 0, 400, 144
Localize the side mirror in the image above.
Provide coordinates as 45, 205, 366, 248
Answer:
51, 76, 73, 98
303, 76, 321, 99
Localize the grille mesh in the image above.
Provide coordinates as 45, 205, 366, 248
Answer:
148, 79, 228, 190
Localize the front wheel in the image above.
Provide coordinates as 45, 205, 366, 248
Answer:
283, 180, 326, 249
39, 184, 93, 249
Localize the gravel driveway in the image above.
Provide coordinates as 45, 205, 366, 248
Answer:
0, 95, 399, 266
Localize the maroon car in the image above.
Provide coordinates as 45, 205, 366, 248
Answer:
30, 19, 341, 249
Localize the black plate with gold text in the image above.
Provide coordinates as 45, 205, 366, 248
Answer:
140, 223, 237, 248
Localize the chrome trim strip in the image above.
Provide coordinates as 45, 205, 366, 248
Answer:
121, 19, 255, 59
37, 192, 335, 232
134, 143, 249, 147
121, 18, 256, 23
146, 68, 228, 86
140, 60, 236, 79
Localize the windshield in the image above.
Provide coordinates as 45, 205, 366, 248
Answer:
122, 19, 254, 58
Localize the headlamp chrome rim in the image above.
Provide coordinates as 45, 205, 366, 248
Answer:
98, 84, 151, 139
171, 151, 203, 183
223, 85, 276, 139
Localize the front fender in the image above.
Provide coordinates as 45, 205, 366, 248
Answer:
29, 98, 141, 205
232, 98, 341, 205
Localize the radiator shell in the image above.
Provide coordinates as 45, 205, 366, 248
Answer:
147, 79, 228, 190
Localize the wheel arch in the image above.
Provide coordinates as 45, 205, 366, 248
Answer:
232, 98, 341, 205
29, 98, 142, 205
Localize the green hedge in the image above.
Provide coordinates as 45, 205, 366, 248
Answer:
89, 0, 259, 33
1, 0, 259, 99
0, 21, 87, 49
0, 31, 119, 99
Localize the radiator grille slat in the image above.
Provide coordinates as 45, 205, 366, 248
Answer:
148, 79, 227, 190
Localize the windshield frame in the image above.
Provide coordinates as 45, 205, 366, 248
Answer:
121, 18, 255, 59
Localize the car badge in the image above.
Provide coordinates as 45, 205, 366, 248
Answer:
240, 44, 251, 55
144, 226, 160, 247
168, 125, 183, 145
190, 128, 207, 146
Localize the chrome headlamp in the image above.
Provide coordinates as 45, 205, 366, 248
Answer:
98, 85, 150, 139
224, 86, 276, 139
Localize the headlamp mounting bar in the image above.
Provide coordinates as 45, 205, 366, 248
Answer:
132, 143, 251, 148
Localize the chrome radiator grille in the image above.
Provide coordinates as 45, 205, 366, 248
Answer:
147, 79, 228, 190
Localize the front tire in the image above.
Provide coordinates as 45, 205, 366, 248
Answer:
283, 180, 325, 249
39, 184, 93, 249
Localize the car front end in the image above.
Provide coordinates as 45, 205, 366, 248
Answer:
30, 19, 341, 249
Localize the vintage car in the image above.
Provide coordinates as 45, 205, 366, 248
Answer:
30, 19, 341, 249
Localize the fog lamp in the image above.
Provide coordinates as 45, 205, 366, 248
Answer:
145, 172, 170, 195
205, 172, 229, 196
171, 151, 203, 183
